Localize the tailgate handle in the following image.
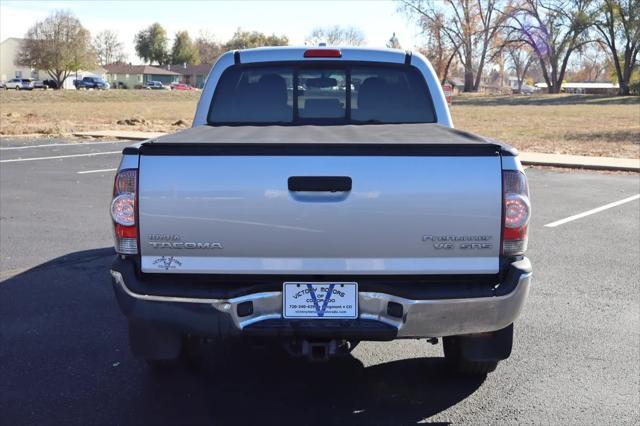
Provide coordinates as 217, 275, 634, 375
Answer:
288, 176, 352, 192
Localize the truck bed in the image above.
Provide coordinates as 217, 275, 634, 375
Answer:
137, 123, 517, 156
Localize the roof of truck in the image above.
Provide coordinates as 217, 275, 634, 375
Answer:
233, 46, 410, 65
138, 124, 517, 156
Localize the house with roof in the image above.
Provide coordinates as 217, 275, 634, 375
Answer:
0, 38, 36, 82
104, 64, 180, 88
534, 81, 619, 94
176, 63, 212, 88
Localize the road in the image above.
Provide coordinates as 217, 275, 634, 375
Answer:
1, 139, 639, 425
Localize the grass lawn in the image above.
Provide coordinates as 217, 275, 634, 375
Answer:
452, 94, 639, 158
1, 90, 638, 158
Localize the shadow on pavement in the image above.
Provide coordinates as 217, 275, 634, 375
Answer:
0, 249, 485, 425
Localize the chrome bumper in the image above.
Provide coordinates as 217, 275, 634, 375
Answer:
110, 268, 531, 338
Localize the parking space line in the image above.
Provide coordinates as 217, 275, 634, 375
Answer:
0, 141, 129, 150
77, 168, 117, 174
0, 151, 120, 163
544, 194, 640, 227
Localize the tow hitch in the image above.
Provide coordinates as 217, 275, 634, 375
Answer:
284, 339, 359, 362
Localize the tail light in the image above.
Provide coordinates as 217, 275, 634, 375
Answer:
502, 170, 530, 256
111, 169, 138, 254
304, 49, 342, 58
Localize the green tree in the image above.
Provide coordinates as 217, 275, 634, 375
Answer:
16, 10, 96, 89
223, 29, 289, 50
134, 23, 168, 65
171, 31, 200, 65
195, 31, 224, 64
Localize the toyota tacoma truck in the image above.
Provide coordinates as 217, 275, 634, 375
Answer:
109, 47, 532, 375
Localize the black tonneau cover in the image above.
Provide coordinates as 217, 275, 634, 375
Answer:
134, 124, 516, 156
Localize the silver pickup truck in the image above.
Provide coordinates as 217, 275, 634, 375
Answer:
109, 47, 532, 375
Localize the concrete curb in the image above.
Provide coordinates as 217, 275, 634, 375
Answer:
70, 130, 640, 172
519, 152, 639, 172
72, 130, 168, 140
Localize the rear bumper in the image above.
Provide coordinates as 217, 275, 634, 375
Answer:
110, 258, 531, 340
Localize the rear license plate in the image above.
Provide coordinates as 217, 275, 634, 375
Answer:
283, 282, 358, 319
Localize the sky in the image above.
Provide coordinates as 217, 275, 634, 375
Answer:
0, 0, 423, 63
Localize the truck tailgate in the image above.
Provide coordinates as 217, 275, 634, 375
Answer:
138, 151, 502, 275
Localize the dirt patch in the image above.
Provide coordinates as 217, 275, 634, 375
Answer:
116, 118, 150, 126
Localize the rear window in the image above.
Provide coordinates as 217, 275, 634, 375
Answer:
208, 63, 435, 125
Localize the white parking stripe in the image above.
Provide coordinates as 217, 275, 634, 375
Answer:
544, 194, 640, 227
0, 141, 128, 150
77, 168, 117, 174
0, 151, 120, 163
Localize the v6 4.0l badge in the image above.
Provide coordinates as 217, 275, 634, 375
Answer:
422, 235, 492, 250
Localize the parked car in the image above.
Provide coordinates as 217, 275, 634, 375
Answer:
4, 78, 34, 90
512, 84, 537, 95
73, 76, 110, 90
109, 47, 532, 375
142, 81, 169, 90
170, 83, 196, 91
32, 80, 48, 90
42, 80, 58, 89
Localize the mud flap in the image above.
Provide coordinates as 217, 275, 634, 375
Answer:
457, 323, 513, 362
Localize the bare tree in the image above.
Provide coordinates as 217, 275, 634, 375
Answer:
505, 42, 535, 91
93, 30, 126, 65
506, 0, 594, 93
16, 10, 96, 89
419, 12, 459, 83
594, 0, 639, 95
400, 0, 511, 92
305, 26, 366, 46
566, 42, 610, 80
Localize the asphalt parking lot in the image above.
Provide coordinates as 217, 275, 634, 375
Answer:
1, 139, 639, 425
